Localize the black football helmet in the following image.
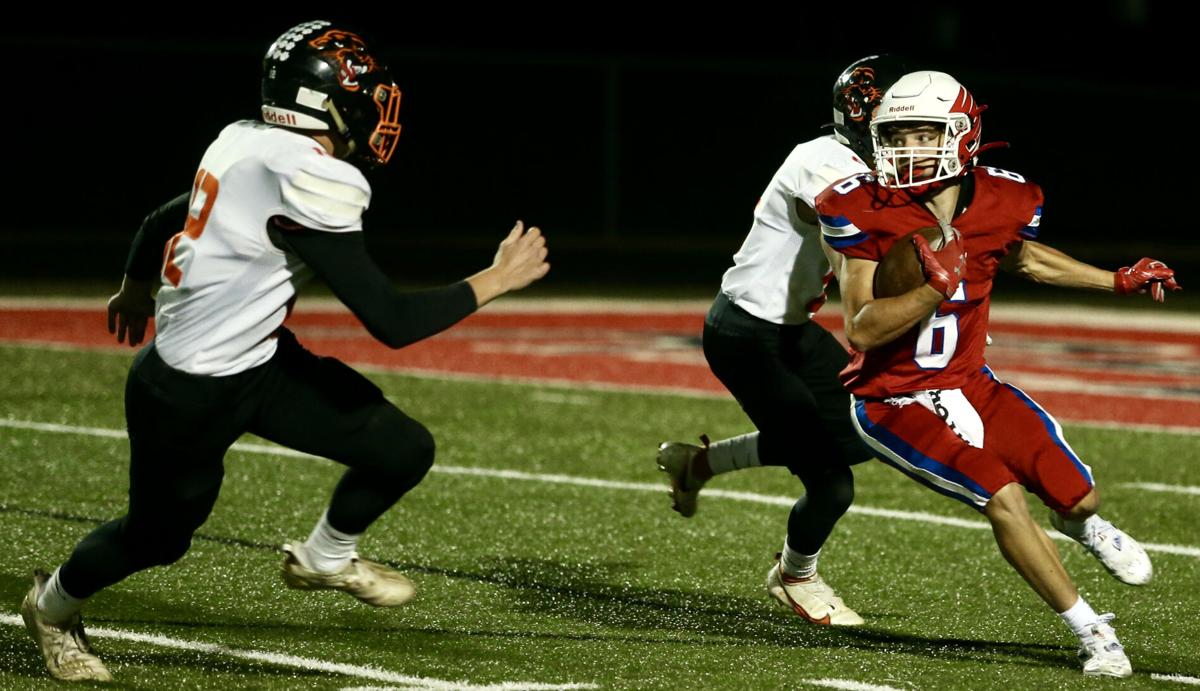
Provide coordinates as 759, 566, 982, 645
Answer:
261, 20, 402, 167
831, 55, 908, 163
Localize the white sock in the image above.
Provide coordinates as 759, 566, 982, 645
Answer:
707, 433, 761, 476
779, 540, 819, 580
1056, 514, 1104, 544
37, 566, 85, 625
1058, 596, 1099, 638
302, 512, 361, 574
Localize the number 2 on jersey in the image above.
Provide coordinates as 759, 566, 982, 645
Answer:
914, 281, 966, 369
162, 169, 220, 287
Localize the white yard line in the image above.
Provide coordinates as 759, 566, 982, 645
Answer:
803, 679, 908, 691
364, 365, 728, 400
1153, 674, 1200, 686
527, 391, 598, 406
1054, 419, 1200, 438
1119, 483, 1200, 496
2, 418, 1198, 559
339, 686, 595, 691
0, 614, 594, 690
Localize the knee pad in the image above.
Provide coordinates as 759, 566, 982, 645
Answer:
409, 423, 436, 473
361, 414, 436, 483
800, 466, 856, 512
145, 536, 193, 567
123, 523, 193, 568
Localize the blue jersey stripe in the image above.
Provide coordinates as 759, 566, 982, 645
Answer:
980, 366, 1093, 483
853, 400, 991, 510
1021, 204, 1042, 239
823, 232, 869, 249
818, 214, 853, 228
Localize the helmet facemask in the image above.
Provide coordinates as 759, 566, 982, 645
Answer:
325, 78, 402, 167
871, 114, 975, 189
868, 71, 985, 191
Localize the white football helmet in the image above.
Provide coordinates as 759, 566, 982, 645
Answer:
870, 71, 984, 189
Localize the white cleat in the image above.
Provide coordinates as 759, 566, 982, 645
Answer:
282, 543, 416, 607
1078, 613, 1133, 678
1050, 512, 1152, 586
20, 570, 113, 682
765, 558, 864, 626
655, 437, 708, 518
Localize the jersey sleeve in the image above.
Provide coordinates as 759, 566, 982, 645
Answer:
977, 167, 1044, 243
266, 148, 371, 233
124, 192, 189, 280
815, 178, 883, 261
271, 228, 478, 349
780, 140, 869, 208
1019, 183, 1044, 240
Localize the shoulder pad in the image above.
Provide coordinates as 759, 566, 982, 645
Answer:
784, 137, 870, 203
976, 167, 1043, 239
267, 146, 371, 232
815, 174, 879, 256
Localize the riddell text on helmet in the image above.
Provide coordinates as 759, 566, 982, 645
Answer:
263, 110, 298, 126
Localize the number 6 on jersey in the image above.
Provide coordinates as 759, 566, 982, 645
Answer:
914, 281, 966, 369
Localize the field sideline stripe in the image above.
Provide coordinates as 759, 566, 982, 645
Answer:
3, 418, 1198, 559
4, 341, 1200, 436
0, 614, 594, 690
4, 297, 1200, 331
1153, 674, 1200, 686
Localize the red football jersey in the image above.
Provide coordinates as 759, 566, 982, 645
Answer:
816, 166, 1043, 397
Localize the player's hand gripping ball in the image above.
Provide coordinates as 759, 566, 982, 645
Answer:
873, 225, 966, 299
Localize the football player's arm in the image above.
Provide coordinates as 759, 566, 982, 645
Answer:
1002, 241, 1181, 302
1000, 241, 1111, 290
273, 220, 548, 349
124, 192, 189, 281
107, 191, 189, 346
834, 251, 944, 352
461, 220, 551, 306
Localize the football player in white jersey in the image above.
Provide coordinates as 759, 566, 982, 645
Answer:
20, 21, 549, 682
655, 56, 906, 626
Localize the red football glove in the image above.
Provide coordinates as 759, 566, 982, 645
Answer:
914, 233, 967, 299
1114, 257, 1182, 303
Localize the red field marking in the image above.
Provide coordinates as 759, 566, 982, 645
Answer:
3, 305, 1198, 430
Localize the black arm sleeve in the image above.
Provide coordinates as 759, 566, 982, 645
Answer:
273, 225, 479, 349
124, 192, 190, 280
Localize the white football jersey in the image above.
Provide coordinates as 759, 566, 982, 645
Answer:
719, 135, 869, 324
154, 121, 371, 375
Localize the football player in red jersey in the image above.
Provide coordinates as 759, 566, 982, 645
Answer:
817, 71, 1180, 678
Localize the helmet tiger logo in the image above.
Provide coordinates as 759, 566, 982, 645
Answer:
839, 67, 884, 122
308, 30, 379, 92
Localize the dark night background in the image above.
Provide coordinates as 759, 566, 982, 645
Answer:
3, 4, 1196, 296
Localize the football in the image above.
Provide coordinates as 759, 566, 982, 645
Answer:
873, 225, 963, 298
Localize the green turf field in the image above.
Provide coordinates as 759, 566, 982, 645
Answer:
1, 343, 1196, 689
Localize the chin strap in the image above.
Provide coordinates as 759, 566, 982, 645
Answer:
922, 200, 959, 243
323, 100, 356, 156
